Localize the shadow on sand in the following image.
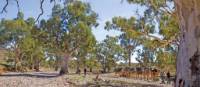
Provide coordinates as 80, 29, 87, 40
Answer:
77, 82, 162, 87
0, 72, 61, 78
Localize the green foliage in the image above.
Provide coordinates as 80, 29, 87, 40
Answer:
156, 48, 176, 70
43, 1, 98, 56
96, 36, 124, 72
16, 11, 24, 20
40, 1, 98, 73
0, 0, 179, 72
0, 12, 46, 71
85, 57, 101, 70
136, 47, 155, 66
104, 0, 178, 69
159, 13, 179, 40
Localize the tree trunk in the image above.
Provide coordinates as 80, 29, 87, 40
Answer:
175, 0, 200, 86
54, 60, 59, 71
59, 54, 69, 75
54, 56, 61, 71
90, 68, 92, 72
102, 57, 106, 73
34, 58, 40, 72
76, 59, 80, 74
103, 67, 106, 73
14, 56, 20, 71
128, 49, 131, 66
102, 62, 106, 73
107, 66, 110, 72
14, 48, 21, 71
31, 63, 34, 70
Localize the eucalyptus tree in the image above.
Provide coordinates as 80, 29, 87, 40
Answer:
124, 1, 179, 51
96, 36, 124, 73
136, 47, 155, 67
173, 0, 200, 86
104, 0, 179, 72
74, 40, 96, 74
0, 13, 47, 71
0, 14, 38, 71
125, 0, 200, 86
119, 33, 140, 66
0, 12, 31, 71
43, 1, 98, 75
105, 16, 157, 68
20, 18, 46, 71
85, 53, 101, 72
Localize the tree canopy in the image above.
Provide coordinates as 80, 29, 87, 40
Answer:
0, 0, 178, 74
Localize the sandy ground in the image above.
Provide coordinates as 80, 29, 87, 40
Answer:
0, 72, 71, 87
0, 72, 173, 87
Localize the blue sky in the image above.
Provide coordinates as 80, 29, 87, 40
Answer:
0, 0, 144, 41
82, 0, 141, 41
0, 0, 145, 63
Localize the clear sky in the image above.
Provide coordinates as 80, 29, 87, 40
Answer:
0, 0, 145, 63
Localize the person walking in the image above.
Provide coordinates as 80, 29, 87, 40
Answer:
167, 71, 171, 84
84, 68, 87, 77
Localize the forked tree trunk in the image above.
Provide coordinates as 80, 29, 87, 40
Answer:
59, 54, 69, 75
175, 0, 200, 87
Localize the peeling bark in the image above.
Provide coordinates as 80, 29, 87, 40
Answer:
175, 0, 200, 86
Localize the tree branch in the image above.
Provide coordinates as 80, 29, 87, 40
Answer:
161, 7, 173, 15
1, 0, 9, 14
158, 36, 178, 48
128, 28, 162, 41
36, 0, 45, 22
69, 45, 79, 55
15, 0, 20, 12
127, 28, 179, 48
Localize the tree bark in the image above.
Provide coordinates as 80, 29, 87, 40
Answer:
76, 59, 80, 74
34, 58, 40, 72
128, 49, 131, 66
90, 67, 92, 72
59, 54, 69, 75
54, 56, 61, 71
14, 48, 21, 71
175, 0, 200, 86
102, 57, 106, 73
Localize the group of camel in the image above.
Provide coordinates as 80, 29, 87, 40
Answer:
114, 67, 160, 81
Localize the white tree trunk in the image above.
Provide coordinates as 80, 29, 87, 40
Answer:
59, 54, 69, 75
175, 0, 200, 86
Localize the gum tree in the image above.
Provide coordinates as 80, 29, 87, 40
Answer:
127, 0, 200, 86
174, 0, 200, 86
43, 1, 98, 75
